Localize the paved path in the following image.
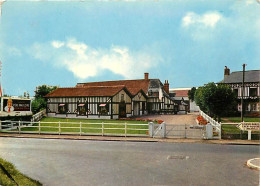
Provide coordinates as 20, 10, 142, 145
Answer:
139, 112, 199, 125
0, 138, 259, 186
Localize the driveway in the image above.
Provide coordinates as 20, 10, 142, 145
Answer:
139, 112, 199, 125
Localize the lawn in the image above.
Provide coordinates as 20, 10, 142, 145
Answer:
0, 157, 41, 186
222, 124, 260, 134
17, 117, 150, 136
221, 117, 260, 123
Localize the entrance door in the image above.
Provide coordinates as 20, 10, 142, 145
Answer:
119, 101, 126, 118
133, 102, 139, 116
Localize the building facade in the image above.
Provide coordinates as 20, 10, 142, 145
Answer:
220, 66, 260, 114
45, 73, 178, 119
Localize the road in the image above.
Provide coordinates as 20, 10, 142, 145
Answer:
0, 138, 259, 186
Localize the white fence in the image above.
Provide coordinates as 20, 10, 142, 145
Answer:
31, 109, 46, 122
199, 109, 221, 139
0, 120, 149, 137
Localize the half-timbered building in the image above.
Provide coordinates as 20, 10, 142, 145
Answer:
220, 66, 260, 113
45, 73, 177, 119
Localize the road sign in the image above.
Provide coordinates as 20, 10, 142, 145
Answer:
237, 122, 260, 131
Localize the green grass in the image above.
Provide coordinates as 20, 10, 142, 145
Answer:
221, 117, 260, 123
18, 117, 149, 135
222, 124, 260, 134
0, 157, 41, 186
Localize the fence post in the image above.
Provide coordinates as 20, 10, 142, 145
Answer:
59, 121, 61, 135
38, 121, 41, 134
161, 122, 166, 138
18, 120, 21, 134
149, 122, 154, 137
125, 122, 127, 137
102, 122, 104, 136
219, 122, 222, 139
80, 122, 82, 136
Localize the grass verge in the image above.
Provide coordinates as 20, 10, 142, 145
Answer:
221, 117, 260, 123
0, 157, 41, 186
18, 117, 149, 135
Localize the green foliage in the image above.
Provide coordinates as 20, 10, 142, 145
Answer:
35, 85, 58, 99
32, 85, 57, 114
0, 157, 41, 186
32, 97, 46, 113
194, 82, 237, 121
188, 87, 196, 101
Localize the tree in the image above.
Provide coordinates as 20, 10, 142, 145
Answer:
188, 87, 196, 101
32, 85, 58, 114
194, 82, 236, 121
35, 85, 58, 99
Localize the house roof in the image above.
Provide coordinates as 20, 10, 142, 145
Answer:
223, 70, 260, 83
173, 90, 189, 97
76, 79, 150, 95
45, 86, 127, 98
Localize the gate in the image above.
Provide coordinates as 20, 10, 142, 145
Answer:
165, 124, 205, 139
149, 122, 205, 139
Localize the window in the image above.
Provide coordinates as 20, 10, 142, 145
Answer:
78, 103, 87, 116
251, 103, 257, 111
121, 94, 125, 102
58, 103, 67, 114
249, 88, 257, 97
233, 89, 238, 97
98, 104, 109, 115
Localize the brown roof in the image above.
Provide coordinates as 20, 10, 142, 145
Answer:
174, 90, 189, 97
45, 86, 127, 97
76, 79, 150, 95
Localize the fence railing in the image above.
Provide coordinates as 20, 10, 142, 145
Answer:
31, 109, 46, 122
0, 120, 149, 137
199, 109, 221, 139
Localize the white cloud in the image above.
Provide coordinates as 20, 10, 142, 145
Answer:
51, 41, 64, 48
182, 11, 222, 28
30, 38, 160, 80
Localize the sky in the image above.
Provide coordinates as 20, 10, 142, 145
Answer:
0, 0, 259, 96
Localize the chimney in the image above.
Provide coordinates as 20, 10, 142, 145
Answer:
144, 73, 149, 80
164, 80, 169, 94
224, 66, 230, 79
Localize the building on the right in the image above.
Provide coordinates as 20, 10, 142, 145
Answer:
219, 66, 260, 114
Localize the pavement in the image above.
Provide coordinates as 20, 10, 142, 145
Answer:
0, 137, 259, 186
0, 132, 259, 145
247, 158, 260, 170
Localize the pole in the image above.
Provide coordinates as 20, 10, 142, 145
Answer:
241, 64, 246, 122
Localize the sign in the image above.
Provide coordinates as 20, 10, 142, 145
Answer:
237, 122, 260, 131
3, 98, 31, 112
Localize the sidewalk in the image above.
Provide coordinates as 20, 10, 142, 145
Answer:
0, 133, 259, 145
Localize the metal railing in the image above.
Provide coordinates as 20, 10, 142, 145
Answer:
0, 120, 149, 137
199, 109, 221, 139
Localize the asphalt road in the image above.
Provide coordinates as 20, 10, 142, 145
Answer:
0, 138, 259, 186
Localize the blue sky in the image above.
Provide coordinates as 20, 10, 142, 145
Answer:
0, 0, 259, 96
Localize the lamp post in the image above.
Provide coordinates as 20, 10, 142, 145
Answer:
241, 64, 246, 122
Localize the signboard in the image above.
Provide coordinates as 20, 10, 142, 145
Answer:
237, 122, 260, 131
3, 98, 31, 112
